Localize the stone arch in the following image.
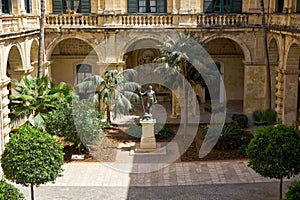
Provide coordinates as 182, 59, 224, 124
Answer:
122, 35, 163, 57
281, 43, 300, 125
285, 43, 300, 70
268, 38, 280, 109
7, 45, 24, 73
46, 35, 101, 61
204, 37, 245, 113
30, 39, 39, 76
49, 37, 99, 87
123, 38, 161, 69
203, 35, 252, 63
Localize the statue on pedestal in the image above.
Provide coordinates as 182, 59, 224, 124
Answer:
140, 85, 157, 120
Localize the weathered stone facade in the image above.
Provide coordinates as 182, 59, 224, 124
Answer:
1, 0, 300, 153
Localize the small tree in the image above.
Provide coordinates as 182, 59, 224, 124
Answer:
247, 124, 300, 200
1, 124, 64, 200
0, 178, 25, 200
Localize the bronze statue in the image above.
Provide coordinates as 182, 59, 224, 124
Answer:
140, 85, 157, 119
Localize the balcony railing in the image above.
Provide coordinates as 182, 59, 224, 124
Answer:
44, 13, 300, 31
0, 15, 39, 35
45, 13, 253, 28
267, 14, 300, 29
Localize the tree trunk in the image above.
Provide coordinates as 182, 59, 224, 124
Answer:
280, 177, 283, 200
279, 177, 283, 200
38, 0, 46, 78
106, 105, 111, 123
182, 61, 188, 145
260, 0, 271, 109
30, 184, 34, 200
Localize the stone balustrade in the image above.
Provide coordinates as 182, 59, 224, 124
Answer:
197, 14, 249, 27
0, 15, 39, 35
268, 14, 300, 28
45, 13, 254, 28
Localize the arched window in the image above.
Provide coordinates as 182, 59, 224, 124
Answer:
204, 0, 242, 13
52, 0, 90, 14
128, 0, 166, 13
76, 64, 92, 84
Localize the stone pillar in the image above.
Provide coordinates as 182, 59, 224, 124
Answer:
178, 0, 191, 14
243, 63, 266, 114
140, 119, 156, 149
0, 77, 11, 153
282, 70, 299, 125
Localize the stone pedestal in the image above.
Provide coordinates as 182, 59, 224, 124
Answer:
140, 119, 156, 149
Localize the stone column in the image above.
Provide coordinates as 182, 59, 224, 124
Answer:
243, 63, 266, 114
282, 70, 299, 125
140, 119, 156, 149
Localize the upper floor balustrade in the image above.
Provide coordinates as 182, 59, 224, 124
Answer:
267, 14, 300, 29
0, 15, 40, 35
45, 13, 257, 29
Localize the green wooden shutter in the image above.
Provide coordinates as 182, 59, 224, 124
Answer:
2, 0, 11, 13
128, 0, 138, 13
52, 0, 63, 13
157, 0, 166, 13
297, 0, 300, 13
28, 0, 32, 13
204, 0, 213, 13
80, 0, 90, 13
25, 0, 32, 13
232, 0, 242, 13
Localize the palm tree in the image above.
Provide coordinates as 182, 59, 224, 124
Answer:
75, 69, 140, 123
38, 0, 46, 77
10, 76, 73, 129
260, 0, 271, 109
154, 31, 205, 131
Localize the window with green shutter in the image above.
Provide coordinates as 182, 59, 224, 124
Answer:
128, 0, 166, 13
24, 0, 32, 13
204, 0, 242, 13
297, 0, 300, 13
276, 0, 284, 13
52, 0, 90, 14
2, 0, 11, 14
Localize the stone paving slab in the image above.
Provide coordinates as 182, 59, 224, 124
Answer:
44, 160, 279, 187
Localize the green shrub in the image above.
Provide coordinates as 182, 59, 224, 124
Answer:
0, 178, 25, 200
231, 114, 248, 129
247, 124, 300, 199
202, 124, 245, 150
286, 180, 300, 200
252, 109, 277, 126
1, 124, 64, 200
45, 99, 106, 152
154, 124, 173, 140
126, 123, 173, 140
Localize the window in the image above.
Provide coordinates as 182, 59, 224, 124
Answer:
138, 0, 157, 13
128, 0, 166, 13
2, 0, 11, 14
76, 64, 92, 98
297, 0, 300, 13
276, 0, 284, 13
24, 0, 32, 13
204, 0, 242, 13
76, 64, 92, 84
52, 0, 90, 14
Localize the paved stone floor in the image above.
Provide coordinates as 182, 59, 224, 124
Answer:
15, 160, 299, 200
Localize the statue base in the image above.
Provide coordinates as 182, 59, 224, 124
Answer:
139, 118, 156, 149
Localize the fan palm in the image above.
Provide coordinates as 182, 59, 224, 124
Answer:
75, 69, 140, 123
155, 31, 206, 130
10, 76, 73, 129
